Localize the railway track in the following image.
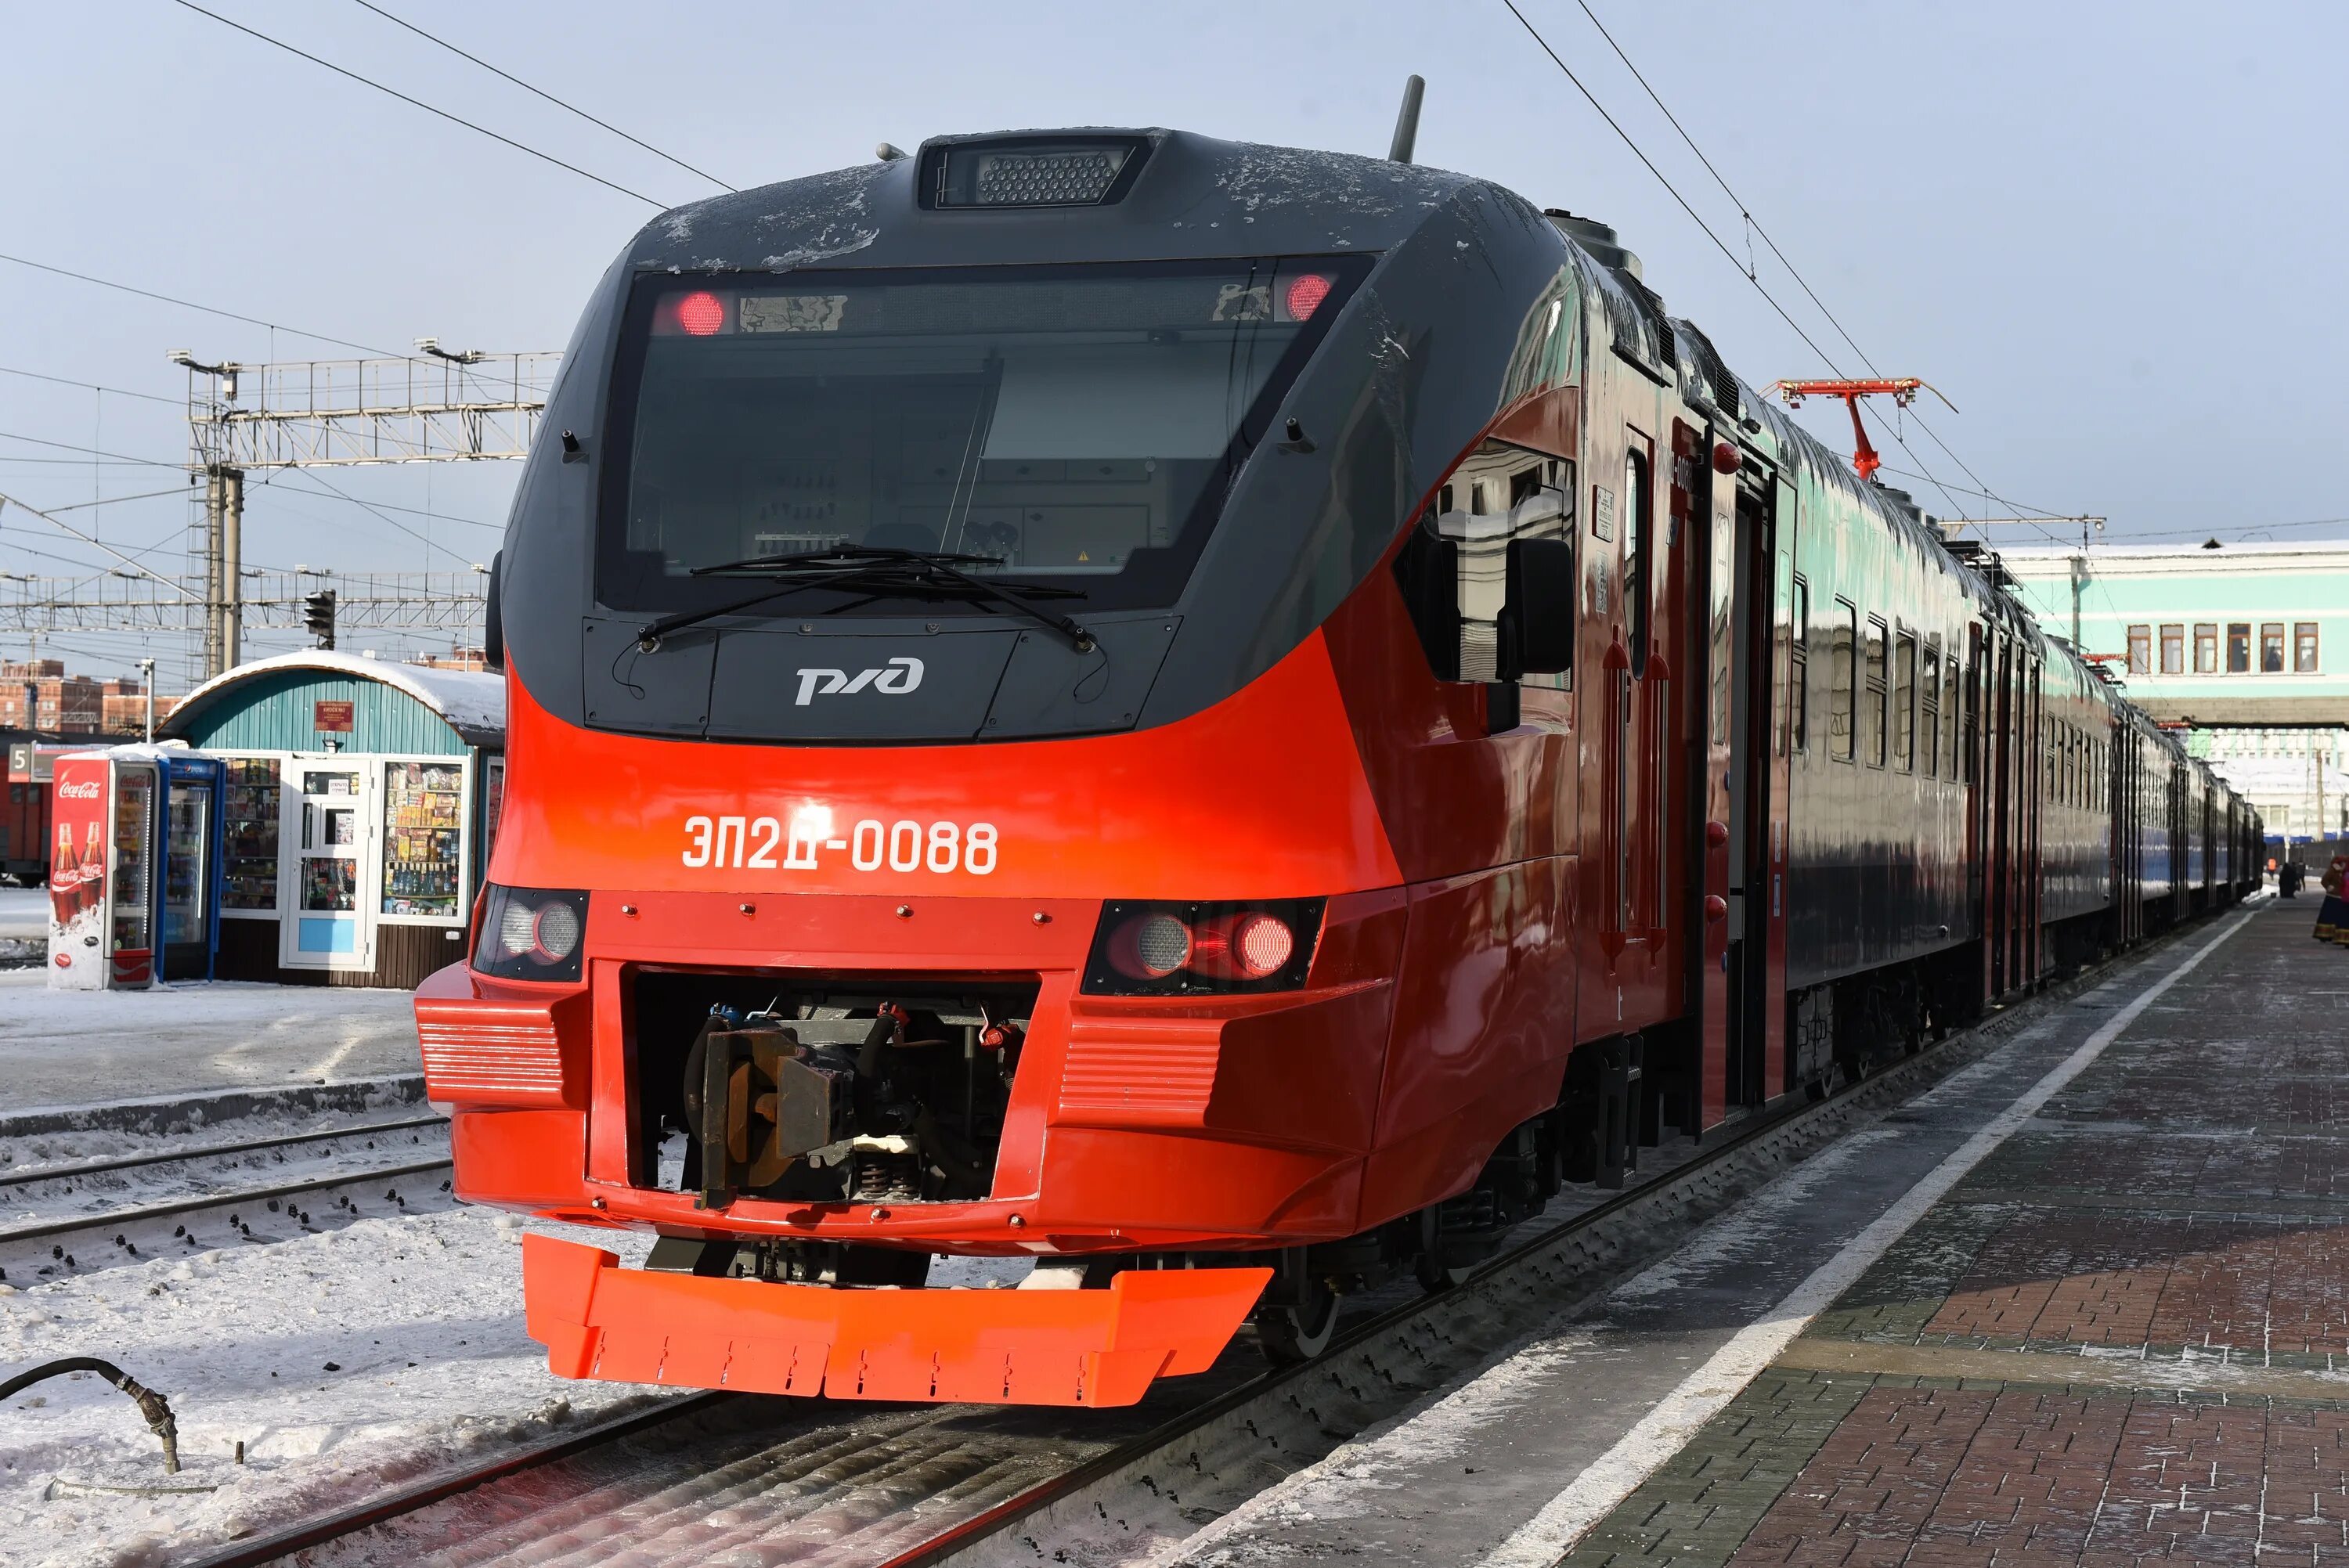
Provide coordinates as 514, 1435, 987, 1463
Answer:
0, 1114, 452, 1278
164, 911, 2239, 1568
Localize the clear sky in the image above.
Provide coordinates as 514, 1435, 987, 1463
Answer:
4, 1, 2341, 691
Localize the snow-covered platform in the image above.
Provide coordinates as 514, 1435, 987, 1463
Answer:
0, 968, 423, 1117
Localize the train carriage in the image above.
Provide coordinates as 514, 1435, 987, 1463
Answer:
423, 126, 2257, 1408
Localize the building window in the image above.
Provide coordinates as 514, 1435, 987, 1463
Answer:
2127, 625, 2151, 676
1893, 631, 1916, 772
1864, 615, 1889, 768
2160, 624, 2184, 675
2228, 622, 2251, 672
1829, 598, 1856, 762
2194, 623, 2217, 674
2261, 622, 2286, 673
2297, 622, 2319, 674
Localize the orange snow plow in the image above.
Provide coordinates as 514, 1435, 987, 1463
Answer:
522, 1234, 1272, 1407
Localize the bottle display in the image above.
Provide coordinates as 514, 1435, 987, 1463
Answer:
221, 758, 282, 910
381, 761, 464, 917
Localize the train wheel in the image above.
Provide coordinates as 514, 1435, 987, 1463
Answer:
1416, 1253, 1476, 1292
1257, 1283, 1342, 1364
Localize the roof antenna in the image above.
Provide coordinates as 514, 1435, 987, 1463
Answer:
1387, 74, 1425, 163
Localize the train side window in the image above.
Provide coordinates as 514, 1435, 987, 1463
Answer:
1789, 575, 1810, 754
1921, 636, 1942, 775
2194, 623, 2217, 674
1864, 615, 1889, 769
1623, 448, 1651, 671
2160, 624, 2184, 676
1945, 656, 1961, 779
1829, 597, 1856, 762
1892, 630, 1916, 772
1392, 439, 1574, 687
2296, 622, 2320, 673
2261, 622, 2286, 673
2227, 622, 2251, 672
2126, 625, 2150, 676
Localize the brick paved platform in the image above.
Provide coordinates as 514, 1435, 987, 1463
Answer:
1558, 899, 2349, 1568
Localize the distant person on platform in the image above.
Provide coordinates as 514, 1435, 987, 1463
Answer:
2318, 856, 2347, 943
2281, 858, 2304, 898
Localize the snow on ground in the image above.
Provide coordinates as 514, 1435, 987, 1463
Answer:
0, 1101, 451, 1286
0, 1204, 661, 1568
0, 887, 46, 943
0, 973, 422, 1116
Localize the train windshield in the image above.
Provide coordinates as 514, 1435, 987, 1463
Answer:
597, 258, 1365, 615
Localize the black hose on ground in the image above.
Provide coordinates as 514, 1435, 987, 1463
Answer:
0, 1357, 179, 1472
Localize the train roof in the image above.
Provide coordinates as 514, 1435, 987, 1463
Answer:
626, 128, 1494, 276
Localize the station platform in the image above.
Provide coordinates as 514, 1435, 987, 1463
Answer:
1176, 895, 2349, 1568
0, 964, 423, 1116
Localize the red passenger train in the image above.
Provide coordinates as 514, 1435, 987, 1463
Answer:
418, 128, 2261, 1407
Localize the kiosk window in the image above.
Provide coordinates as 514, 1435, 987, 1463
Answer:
221, 757, 281, 911
382, 762, 465, 917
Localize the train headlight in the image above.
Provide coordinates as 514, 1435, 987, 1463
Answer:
1084, 899, 1324, 996
474, 885, 590, 982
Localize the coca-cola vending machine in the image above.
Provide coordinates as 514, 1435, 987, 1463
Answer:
47, 752, 159, 989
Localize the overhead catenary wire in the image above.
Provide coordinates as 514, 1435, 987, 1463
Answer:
254, 470, 482, 567
1494, 3, 1974, 525
1503, 1, 2081, 550
0, 253, 406, 360
0, 428, 186, 470
0, 363, 182, 406
1557, 0, 2075, 542
349, 0, 736, 192
171, 1, 666, 208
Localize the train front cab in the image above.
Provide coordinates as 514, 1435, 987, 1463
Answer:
412, 134, 1792, 1407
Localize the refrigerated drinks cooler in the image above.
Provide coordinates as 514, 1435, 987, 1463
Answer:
46, 749, 226, 989
157, 752, 225, 980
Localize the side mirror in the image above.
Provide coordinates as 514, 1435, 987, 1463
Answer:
1496, 536, 1575, 679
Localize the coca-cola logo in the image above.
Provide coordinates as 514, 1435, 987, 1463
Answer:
56, 780, 102, 799
52, 952, 70, 968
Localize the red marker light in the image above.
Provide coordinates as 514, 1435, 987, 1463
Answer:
1232, 914, 1295, 977
677, 290, 726, 337
1284, 273, 1333, 321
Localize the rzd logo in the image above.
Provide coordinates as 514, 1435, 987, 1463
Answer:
795, 656, 923, 706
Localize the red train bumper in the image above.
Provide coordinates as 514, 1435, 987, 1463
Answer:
523, 1233, 1269, 1406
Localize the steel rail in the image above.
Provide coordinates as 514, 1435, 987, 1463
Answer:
182, 1391, 732, 1568
0, 1115, 445, 1190
0, 1156, 454, 1250
169, 901, 2248, 1568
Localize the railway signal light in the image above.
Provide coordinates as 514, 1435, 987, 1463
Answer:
302, 589, 337, 651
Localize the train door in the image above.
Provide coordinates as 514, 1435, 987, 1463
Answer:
1683, 424, 1730, 1130
1722, 467, 1787, 1108
1964, 626, 1986, 996
1988, 633, 2015, 996
2023, 658, 2044, 985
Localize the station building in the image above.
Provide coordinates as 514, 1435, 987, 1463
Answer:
157, 650, 503, 989
2001, 542, 2349, 841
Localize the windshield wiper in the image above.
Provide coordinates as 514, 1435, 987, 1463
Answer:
691, 546, 1096, 653
635, 546, 1095, 653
